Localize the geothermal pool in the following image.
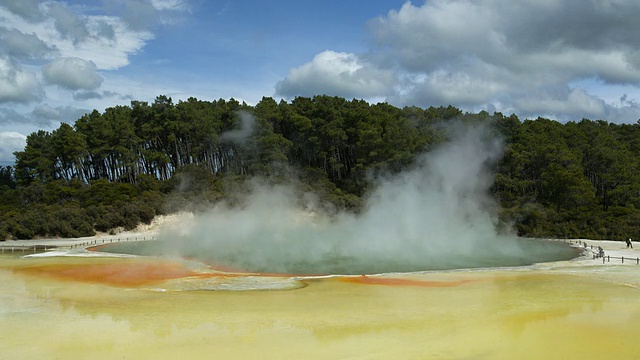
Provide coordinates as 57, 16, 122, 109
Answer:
99, 238, 579, 274
2, 246, 640, 359
3, 130, 640, 358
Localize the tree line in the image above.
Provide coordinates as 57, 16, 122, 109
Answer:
1, 95, 640, 240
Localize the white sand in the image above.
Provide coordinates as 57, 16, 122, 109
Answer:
568, 238, 640, 263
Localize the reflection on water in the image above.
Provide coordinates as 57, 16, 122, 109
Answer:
1, 254, 640, 359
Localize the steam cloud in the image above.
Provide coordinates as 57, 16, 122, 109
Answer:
153, 123, 574, 274
219, 111, 256, 144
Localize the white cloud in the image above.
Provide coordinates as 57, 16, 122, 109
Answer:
150, 0, 189, 11
276, 50, 395, 99
0, 3, 153, 70
42, 57, 103, 90
0, 0, 43, 22
0, 0, 187, 140
45, 2, 90, 44
279, 0, 640, 122
373, 0, 640, 121
0, 57, 43, 103
0, 107, 29, 125
31, 104, 89, 125
513, 87, 608, 119
0, 131, 27, 163
0, 28, 53, 59
0, 104, 88, 128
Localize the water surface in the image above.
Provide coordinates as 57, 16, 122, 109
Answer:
1, 253, 639, 359
100, 238, 579, 274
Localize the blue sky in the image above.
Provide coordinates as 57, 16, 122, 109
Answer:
1, 0, 640, 163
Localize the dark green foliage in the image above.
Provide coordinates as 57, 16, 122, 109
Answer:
0, 166, 15, 189
5, 94, 640, 240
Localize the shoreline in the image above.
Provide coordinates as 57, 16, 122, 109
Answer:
3, 234, 638, 256
0, 212, 191, 248
5, 235, 640, 274
2, 211, 638, 263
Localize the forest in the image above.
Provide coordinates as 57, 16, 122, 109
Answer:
1, 94, 640, 241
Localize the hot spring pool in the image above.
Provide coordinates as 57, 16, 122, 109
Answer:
98, 237, 580, 275
2, 250, 640, 360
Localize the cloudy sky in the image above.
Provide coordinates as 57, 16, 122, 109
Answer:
1, 0, 640, 164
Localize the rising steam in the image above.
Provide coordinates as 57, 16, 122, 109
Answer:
149, 123, 574, 274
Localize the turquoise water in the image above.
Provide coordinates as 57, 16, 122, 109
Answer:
100, 238, 580, 275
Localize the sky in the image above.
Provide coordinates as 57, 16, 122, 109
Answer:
1, 0, 640, 164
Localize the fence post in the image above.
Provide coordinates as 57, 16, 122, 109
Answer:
607, 255, 610, 262
622, 256, 624, 264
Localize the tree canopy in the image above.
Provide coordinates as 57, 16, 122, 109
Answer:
3, 95, 640, 241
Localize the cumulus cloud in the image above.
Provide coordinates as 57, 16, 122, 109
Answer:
0, 131, 27, 163
368, 1, 640, 82
276, 50, 395, 99
45, 2, 90, 44
279, 0, 640, 122
0, 57, 43, 103
0, 1, 156, 70
0, 0, 43, 22
72, 89, 130, 101
42, 57, 104, 90
0, 28, 53, 59
0, 108, 29, 125
0, 105, 87, 127
0, 0, 191, 144
30, 104, 88, 125
73, 90, 102, 100
513, 87, 608, 119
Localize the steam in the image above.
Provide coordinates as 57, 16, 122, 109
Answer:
154, 123, 574, 274
219, 111, 256, 144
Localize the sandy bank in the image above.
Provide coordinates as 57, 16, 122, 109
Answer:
0, 213, 191, 248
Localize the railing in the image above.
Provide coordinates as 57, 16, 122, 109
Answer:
598, 255, 640, 264
547, 238, 640, 265
0, 245, 56, 254
69, 235, 156, 249
0, 235, 156, 254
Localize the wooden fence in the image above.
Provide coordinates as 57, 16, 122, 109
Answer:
598, 255, 640, 264
0, 235, 156, 254
549, 239, 640, 265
